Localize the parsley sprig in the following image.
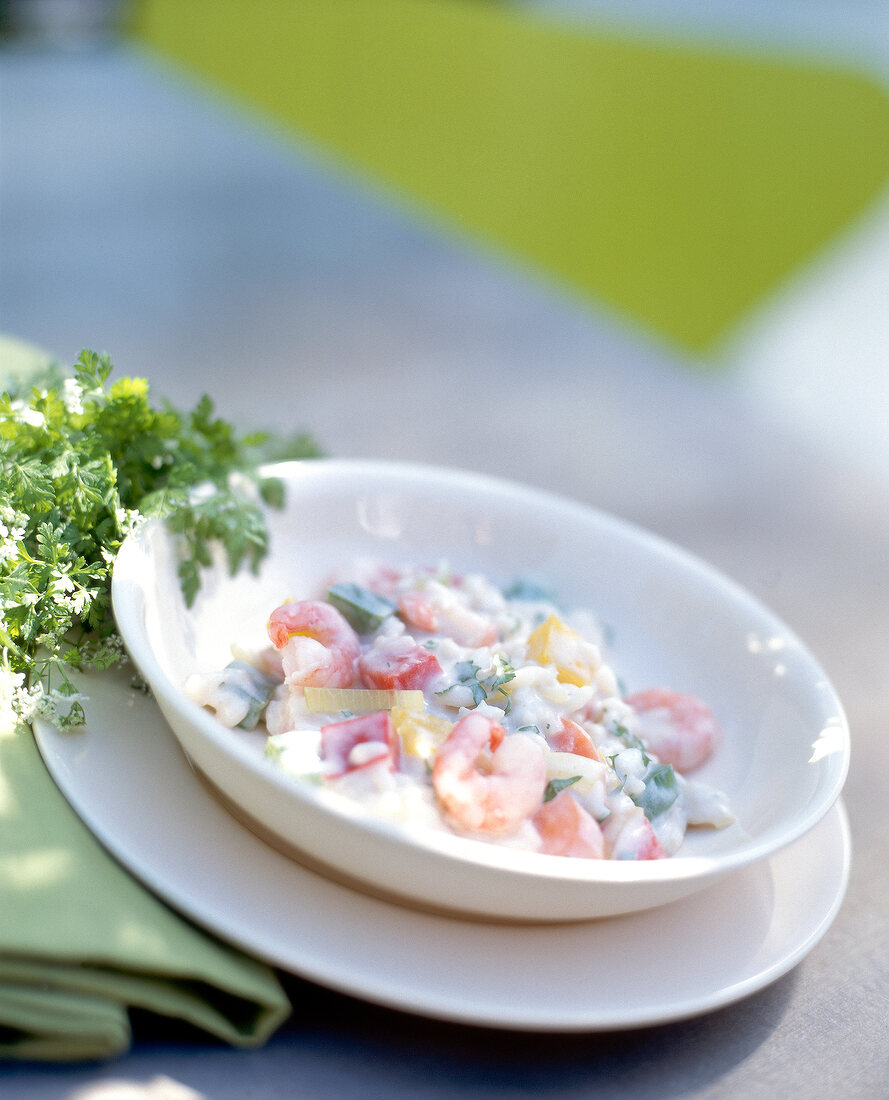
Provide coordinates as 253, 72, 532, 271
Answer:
607, 724, 679, 821
438, 655, 516, 712
0, 350, 318, 731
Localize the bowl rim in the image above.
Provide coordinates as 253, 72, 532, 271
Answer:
111, 457, 851, 890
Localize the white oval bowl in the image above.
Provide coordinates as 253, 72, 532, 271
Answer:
111, 459, 849, 922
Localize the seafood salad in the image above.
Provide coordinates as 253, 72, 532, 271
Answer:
185, 561, 734, 860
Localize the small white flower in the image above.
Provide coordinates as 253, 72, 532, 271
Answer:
0, 664, 25, 696
18, 406, 45, 428
0, 663, 28, 735
31, 684, 88, 729
62, 378, 84, 415
14, 684, 41, 722
114, 508, 142, 537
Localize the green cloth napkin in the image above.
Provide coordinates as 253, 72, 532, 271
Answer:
0, 719, 290, 1061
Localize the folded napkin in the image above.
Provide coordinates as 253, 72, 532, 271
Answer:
0, 718, 290, 1061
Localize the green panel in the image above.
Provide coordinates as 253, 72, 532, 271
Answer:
134, 0, 889, 353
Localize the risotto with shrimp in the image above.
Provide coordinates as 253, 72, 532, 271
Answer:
185, 561, 734, 860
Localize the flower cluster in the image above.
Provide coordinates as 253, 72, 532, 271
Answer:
0, 506, 26, 567
0, 654, 89, 735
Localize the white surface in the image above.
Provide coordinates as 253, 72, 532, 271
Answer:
33, 663, 850, 1032
110, 459, 849, 923
722, 192, 889, 486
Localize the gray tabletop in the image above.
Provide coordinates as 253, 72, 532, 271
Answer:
2, 37, 887, 1099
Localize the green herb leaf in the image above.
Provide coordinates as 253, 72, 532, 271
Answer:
612, 722, 651, 766
633, 763, 679, 820
327, 582, 397, 633
438, 657, 516, 711
445, 660, 487, 706
543, 775, 582, 802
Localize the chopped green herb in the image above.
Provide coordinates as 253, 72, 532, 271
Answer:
452, 659, 479, 681
327, 582, 397, 633
612, 722, 651, 765
633, 762, 679, 820
485, 654, 516, 711
458, 660, 489, 707
439, 656, 516, 711
608, 744, 649, 795
543, 775, 582, 802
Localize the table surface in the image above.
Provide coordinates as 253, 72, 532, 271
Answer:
2, 35, 888, 1099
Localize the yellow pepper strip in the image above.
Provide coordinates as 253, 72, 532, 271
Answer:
391, 706, 453, 762
525, 614, 597, 687
303, 687, 425, 713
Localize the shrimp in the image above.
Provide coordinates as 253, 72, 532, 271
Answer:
625, 688, 719, 773
397, 591, 439, 633
602, 804, 666, 860
547, 717, 601, 761
267, 599, 360, 688
432, 713, 547, 835
358, 636, 443, 691
533, 789, 604, 858
399, 586, 497, 648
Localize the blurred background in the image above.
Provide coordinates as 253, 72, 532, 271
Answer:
2, 0, 888, 490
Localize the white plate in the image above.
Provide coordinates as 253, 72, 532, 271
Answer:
111, 459, 850, 922
34, 665, 850, 1032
